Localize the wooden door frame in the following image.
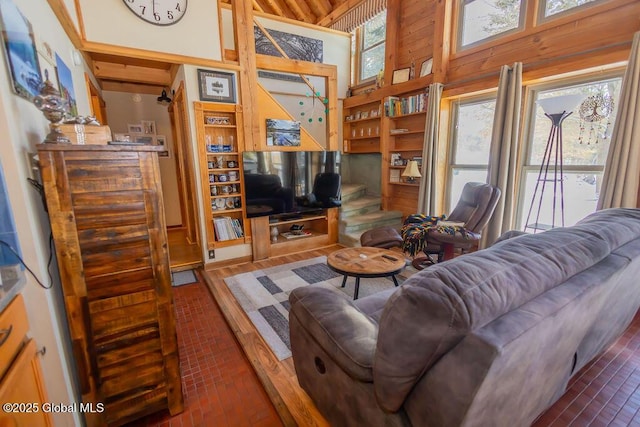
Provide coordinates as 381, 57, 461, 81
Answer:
169, 82, 201, 248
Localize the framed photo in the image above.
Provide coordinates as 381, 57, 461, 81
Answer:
113, 133, 131, 143
0, 0, 41, 100
392, 67, 411, 85
142, 120, 156, 134
38, 53, 58, 92
266, 119, 301, 147
420, 58, 433, 77
132, 134, 154, 145
156, 135, 169, 157
197, 69, 236, 103
128, 123, 143, 134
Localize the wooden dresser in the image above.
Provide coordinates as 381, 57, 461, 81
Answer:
37, 144, 183, 426
0, 294, 51, 426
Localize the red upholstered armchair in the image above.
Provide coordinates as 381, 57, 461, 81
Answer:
402, 182, 501, 269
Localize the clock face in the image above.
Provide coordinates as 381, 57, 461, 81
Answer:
123, 0, 188, 26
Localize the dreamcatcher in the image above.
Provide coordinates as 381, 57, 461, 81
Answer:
578, 94, 615, 144
298, 91, 329, 124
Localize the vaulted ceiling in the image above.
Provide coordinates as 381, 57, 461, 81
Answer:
219, 0, 351, 26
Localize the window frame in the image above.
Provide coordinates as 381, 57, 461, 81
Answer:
456, 0, 526, 51
446, 94, 497, 211
537, 0, 604, 22
515, 70, 624, 230
352, 10, 386, 86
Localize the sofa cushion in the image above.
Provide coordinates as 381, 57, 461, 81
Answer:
374, 225, 613, 412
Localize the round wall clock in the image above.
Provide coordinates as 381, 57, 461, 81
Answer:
122, 0, 188, 26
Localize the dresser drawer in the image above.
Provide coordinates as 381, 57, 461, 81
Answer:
0, 294, 29, 380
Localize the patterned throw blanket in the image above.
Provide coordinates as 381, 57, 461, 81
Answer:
401, 214, 472, 257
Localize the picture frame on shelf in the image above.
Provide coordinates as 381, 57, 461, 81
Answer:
113, 133, 131, 143
156, 135, 169, 157
132, 134, 154, 145
142, 120, 156, 134
197, 69, 236, 103
128, 123, 143, 134
420, 58, 433, 77
392, 67, 411, 84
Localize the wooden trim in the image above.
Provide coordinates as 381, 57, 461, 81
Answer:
204, 255, 253, 270
383, 0, 401, 90
73, 0, 86, 41
81, 41, 242, 70
316, 0, 368, 28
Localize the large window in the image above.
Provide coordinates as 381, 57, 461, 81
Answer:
518, 75, 622, 230
458, 0, 525, 48
356, 11, 386, 83
447, 96, 496, 210
541, 0, 600, 19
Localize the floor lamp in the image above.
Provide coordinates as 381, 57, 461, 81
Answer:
524, 94, 584, 232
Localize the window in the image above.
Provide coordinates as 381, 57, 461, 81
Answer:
541, 0, 599, 18
447, 96, 496, 210
517, 75, 622, 230
458, 0, 525, 49
355, 10, 386, 83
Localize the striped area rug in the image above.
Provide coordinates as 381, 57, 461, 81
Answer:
223, 256, 416, 360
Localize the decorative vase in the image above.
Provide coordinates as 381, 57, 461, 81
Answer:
270, 226, 279, 243
33, 78, 70, 144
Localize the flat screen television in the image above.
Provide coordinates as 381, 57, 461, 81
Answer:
242, 151, 341, 218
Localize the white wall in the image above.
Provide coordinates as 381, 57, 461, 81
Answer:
78, 0, 222, 61
0, 0, 94, 425
103, 91, 182, 226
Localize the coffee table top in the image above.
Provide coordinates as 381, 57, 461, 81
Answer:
327, 247, 406, 277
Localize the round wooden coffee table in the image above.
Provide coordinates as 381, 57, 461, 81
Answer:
327, 247, 407, 299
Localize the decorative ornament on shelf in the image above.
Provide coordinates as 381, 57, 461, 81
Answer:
33, 77, 70, 144
578, 94, 614, 145
270, 226, 279, 243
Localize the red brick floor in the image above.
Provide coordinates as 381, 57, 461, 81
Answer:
126, 277, 282, 427
129, 273, 640, 427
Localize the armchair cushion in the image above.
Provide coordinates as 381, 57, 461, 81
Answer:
289, 284, 377, 381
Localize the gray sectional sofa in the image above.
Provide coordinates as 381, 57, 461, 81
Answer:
289, 208, 640, 426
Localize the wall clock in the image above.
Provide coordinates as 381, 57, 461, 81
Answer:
122, 0, 188, 26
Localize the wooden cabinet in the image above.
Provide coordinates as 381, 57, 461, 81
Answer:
251, 209, 338, 260
194, 102, 248, 251
0, 295, 51, 427
343, 100, 382, 153
37, 144, 183, 426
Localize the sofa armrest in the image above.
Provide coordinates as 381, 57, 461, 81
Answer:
289, 284, 378, 381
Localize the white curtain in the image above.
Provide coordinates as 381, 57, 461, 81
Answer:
482, 62, 523, 247
417, 83, 444, 214
597, 31, 640, 210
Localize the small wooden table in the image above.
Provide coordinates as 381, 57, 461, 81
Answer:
327, 247, 407, 299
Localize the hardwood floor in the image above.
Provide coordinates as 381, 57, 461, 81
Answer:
203, 248, 640, 427
167, 227, 202, 272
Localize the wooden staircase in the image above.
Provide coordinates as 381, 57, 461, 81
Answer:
339, 183, 403, 247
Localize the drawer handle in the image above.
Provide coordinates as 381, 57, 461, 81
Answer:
0, 325, 13, 347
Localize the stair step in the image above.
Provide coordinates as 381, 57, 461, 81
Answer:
340, 210, 403, 234
341, 183, 367, 203
340, 196, 381, 218
339, 232, 363, 247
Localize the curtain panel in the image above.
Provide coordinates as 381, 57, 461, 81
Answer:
417, 83, 444, 215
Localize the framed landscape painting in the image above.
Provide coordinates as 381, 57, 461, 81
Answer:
197, 69, 236, 103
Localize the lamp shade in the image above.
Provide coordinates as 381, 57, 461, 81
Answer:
402, 160, 422, 178
536, 94, 584, 115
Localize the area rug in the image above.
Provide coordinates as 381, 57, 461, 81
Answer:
224, 256, 417, 360
172, 269, 198, 287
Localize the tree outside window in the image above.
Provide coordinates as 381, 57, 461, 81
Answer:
542, 0, 599, 18
358, 11, 386, 83
458, 0, 524, 48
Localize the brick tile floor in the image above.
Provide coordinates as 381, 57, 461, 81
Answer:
126, 279, 282, 427
127, 274, 640, 427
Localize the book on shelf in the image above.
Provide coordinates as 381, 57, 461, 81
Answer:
213, 216, 244, 241
390, 128, 409, 134
390, 169, 400, 183
384, 93, 428, 117
280, 231, 312, 239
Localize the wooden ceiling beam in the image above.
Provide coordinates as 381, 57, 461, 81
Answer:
252, 0, 264, 12
92, 61, 172, 86
307, 0, 331, 21
260, 0, 286, 18
281, 0, 315, 23
316, 0, 366, 27
100, 81, 165, 95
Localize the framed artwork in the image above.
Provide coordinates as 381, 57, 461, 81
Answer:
55, 53, 77, 116
142, 120, 156, 134
0, 0, 41, 100
420, 58, 433, 77
156, 135, 169, 157
38, 53, 58, 92
113, 133, 131, 143
132, 134, 154, 145
254, 26, 323, 63
197, 69, 236, 103
128, 123, 143, 134
392, 67, 411, 85
266, 119, 300, 147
